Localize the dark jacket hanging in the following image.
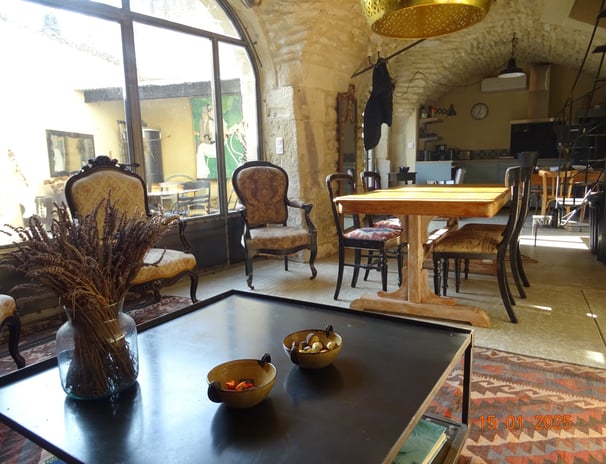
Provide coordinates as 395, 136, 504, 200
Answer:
363, 59, 393, 151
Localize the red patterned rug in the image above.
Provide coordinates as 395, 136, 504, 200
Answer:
1, 298, 605, 463
427, 348, 606, 463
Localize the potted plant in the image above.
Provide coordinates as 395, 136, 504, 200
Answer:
1, 199, 175, 399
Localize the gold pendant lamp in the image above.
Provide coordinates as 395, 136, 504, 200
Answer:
360, 0, 492, 39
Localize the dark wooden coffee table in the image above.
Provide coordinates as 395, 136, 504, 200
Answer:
0, 290, 472, 463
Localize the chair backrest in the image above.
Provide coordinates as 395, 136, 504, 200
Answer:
360, 171, 382, 192
500, 166, 523, 248
539, 168, 578, 197
175, 179, 211, 214
64, 156, 150, 219
511, 165, 534, 243
517, 151, 539, 168
326, 173, 362, 238
231, 161, 289, 227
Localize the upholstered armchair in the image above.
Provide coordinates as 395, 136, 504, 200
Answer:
0, 294, 25, 368
231, 161, 317, 289
64, 156, 199, 303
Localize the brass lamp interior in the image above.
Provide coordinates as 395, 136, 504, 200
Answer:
361, 0, 492, 39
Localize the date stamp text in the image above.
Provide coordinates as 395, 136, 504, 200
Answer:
479, 414, 574, 431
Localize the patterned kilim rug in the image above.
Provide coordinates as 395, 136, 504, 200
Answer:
1, 297, 605, 463
427, 348, 606, 463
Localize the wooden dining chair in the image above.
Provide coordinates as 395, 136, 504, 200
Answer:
454, 165, 534, 299
359, 171, 408, 284
537, 168, 578, 216
432, 167, 523, 323
453, 154, 537, 298
326, 173, 404, 300
359, 171, 402, 230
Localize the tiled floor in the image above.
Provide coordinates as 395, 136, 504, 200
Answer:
164, 216, 606, 369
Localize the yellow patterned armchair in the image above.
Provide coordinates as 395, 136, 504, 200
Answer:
231, 161, 317, 289
64, 156, 198, 303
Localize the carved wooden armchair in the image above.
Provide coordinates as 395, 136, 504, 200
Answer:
64, 156, 199, 303
231, 161, 317, 289
0, 294, 25, 368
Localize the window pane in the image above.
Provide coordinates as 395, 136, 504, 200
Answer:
82, 0, 121, 6
219, 42, 258, 212
0, 1, 126, 244
133, 23, 218, 217
130, 0, 240, 39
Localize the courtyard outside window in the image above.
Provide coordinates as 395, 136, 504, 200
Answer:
0, 0, 259, 246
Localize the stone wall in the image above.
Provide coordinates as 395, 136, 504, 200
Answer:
229, 0, 374, 257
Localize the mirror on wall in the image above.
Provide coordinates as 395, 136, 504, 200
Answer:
337, 84, 357, 194
46, 130, 95, 177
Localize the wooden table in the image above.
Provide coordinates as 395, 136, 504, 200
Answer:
334, 184, 510, 328
0, 291, 472, 464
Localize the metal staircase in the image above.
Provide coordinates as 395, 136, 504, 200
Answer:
551, 5, 606, 232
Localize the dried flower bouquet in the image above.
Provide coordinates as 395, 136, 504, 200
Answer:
1, 199, 175, 398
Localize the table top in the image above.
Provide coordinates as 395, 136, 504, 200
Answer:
335, 184, 510, 217
147, 187, 200, 197
0, 291, 471, 464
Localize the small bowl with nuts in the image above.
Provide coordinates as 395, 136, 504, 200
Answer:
283, 325, 342, 369
207, 353, 277, 408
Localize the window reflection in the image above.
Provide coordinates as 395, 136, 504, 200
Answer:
0, 0, 258, 244
130, 0, 240, 39
219, 42, 258, 211
0, 2, 125, 244
131, 23, 257, 217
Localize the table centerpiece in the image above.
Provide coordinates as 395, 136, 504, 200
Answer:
1, 198, 175, 399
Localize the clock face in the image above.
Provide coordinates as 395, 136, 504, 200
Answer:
471, 102, 489, 120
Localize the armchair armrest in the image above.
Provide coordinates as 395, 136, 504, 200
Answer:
287, 199, 316, 233
287, 198, 312, 212
158, 213, 192, 253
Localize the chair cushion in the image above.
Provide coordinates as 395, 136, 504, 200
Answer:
433, 230, 501, 254
0, 295, 16, 320
345, 227, 400, 241
249, 226, 310, 250
131, 248, 197, 284
373, 217, 402, 230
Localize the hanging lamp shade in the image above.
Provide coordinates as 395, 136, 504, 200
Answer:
498, 58, 525, 78
498, 33, 525, 78
360, 0, 492, 39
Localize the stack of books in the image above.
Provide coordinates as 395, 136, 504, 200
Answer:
392, 417, 448, 464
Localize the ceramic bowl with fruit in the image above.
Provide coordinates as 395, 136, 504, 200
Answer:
207, 353, 276, 408
283, 325, 342, 369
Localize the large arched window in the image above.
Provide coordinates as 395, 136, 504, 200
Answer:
0, 0, 259, 245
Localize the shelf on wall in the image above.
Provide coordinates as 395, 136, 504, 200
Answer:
419, 117, 443, 125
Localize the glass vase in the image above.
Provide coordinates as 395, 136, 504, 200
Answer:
56, 298, 139, 400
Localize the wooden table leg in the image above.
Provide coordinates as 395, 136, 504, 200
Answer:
350, 214, 491, 328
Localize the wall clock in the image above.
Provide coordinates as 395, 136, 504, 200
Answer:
471, 102, 489, 120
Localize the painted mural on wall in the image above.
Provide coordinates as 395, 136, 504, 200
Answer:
191, 95, 246, 180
